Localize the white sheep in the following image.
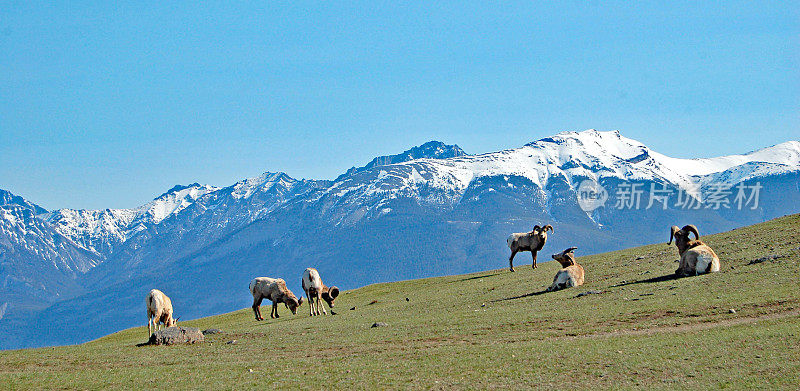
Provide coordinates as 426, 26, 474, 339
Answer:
301, 268, 339, 316
146, 289, 176, 337
507, 224, 553, 271
249, 277, 303, 320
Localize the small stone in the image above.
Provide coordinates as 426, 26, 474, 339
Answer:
729, 309, 736, 314
202, 328, 222, 335
405, 297, 409, 302
227, 340, 238, 345
481, 303, 486, 307
371, 322, 388, 328
248, 369, 253, 373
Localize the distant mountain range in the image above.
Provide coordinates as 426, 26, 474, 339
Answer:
2, 130, 799, 349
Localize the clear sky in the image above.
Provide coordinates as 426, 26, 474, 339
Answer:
1, 2, 797, 210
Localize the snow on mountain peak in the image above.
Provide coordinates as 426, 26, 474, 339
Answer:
231, 172, 298, 199
141, 183, 219, 224
338, 140, 467, 180
0, 188, 48, 215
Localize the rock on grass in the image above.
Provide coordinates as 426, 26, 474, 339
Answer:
148, 327, 204, 346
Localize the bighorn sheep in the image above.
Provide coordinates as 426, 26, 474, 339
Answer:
669, 225, 720, 276
302, 268, 339, 316
249, 277, 303, 320
547, 247, 584, 291
146, 289, 176, 337
507, 224, 553, 271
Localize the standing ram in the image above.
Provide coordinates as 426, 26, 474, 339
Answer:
302, 268, 339, 316
507, 224, 553, 272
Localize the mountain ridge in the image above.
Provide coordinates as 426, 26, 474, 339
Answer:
1, 129, 799, 349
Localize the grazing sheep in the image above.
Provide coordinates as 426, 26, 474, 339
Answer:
507, 224, 553, 271
146, 289, 176, 337
302, 268, 340, 316
249, 277, 303, 320
669, 225, 720, 276
547, 247, 584, 291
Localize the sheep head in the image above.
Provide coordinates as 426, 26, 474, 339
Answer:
163, 314, 177, 328
322, 286, 340, 308
285, 296, 302, 315
551, 247, 577, 267
668, 224, 701, 254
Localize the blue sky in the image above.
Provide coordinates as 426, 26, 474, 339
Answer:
1, 2, 797, 210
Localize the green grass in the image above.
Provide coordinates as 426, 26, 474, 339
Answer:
2, 215, 799, 390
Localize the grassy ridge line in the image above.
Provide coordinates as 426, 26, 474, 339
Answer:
1, 214, 799, 390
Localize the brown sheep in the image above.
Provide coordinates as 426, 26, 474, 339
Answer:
249, 277, 303, 320
546, 247, 585, 291
669, 225, 720, 276
507, 224, 553, 271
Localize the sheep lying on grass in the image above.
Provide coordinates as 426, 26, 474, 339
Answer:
669, 225, 720, 276
507, 224, 553, 272
146, 289, 176, 337
302, 268, 339, 316
249, 277, 303, 320
547, 247, 584, 292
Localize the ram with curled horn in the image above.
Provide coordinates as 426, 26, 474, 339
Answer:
506, 224, 554, 272
668, 224, 720, 276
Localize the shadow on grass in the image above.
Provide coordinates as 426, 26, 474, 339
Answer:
452, 272, 504, 283
491, 289, 550, 302
610, 273, 682, 288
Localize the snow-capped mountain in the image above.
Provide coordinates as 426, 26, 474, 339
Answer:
44, 183, 219, 256
2, 130, 799, 349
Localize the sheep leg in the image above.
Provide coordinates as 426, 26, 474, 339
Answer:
305, 289, 313, 316
252, 297, 263, 320
271, 302, 279, 318
509, 250, 518, 272
147, 314, 152, 337
318, 292, 327, 315
531, 251, 538, 269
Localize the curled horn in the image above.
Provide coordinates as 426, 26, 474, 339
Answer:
682, 225, 700, 240
531, 225, 541, 233
668, 226, 679, 245
565, 247, 578, 253
541, 225, 554, 234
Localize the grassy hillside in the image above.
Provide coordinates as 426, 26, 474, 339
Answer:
1, 215, 799, 390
